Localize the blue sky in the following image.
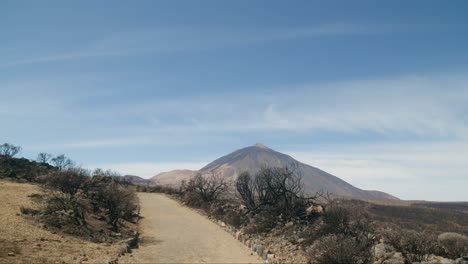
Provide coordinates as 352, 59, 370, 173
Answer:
1, 1, 468, 201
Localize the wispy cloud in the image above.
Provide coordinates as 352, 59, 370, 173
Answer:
0, 24, 381, 68
286, 141, 468, 201
110, 74, 468, 138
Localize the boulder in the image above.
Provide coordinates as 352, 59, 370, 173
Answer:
424, 256, 455, 264
306, 205, 323, 216
236, 230, 243, 240
455, 258, 468, 264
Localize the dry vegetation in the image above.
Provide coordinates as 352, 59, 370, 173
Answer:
0, 143, 140, 263
140, 166, 468, 264
0, 180, 127, 263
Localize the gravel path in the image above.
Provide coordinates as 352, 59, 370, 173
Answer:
120, 193, 261, 263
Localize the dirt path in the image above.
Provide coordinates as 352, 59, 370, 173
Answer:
120, 193, 261, 263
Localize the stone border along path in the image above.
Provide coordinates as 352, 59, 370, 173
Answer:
118, 193, 264, 263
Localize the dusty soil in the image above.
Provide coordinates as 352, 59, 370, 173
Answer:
0, 179, 125, 263
119, 193, 262, 263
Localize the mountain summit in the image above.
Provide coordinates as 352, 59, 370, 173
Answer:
151, 143, 398, 201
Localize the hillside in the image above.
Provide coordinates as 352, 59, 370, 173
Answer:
0, 180, 126, 263
152, 143, 398, 201
150, 170, 197, 186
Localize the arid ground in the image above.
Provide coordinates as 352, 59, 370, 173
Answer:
0, 180, 126, 264
120, 193, 261, 263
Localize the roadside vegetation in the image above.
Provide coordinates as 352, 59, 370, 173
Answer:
139, 165, 468, 263
0, 142, 139, 243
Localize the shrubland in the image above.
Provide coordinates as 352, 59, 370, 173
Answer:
141, 165, 468, 263
0, 142, 139, 242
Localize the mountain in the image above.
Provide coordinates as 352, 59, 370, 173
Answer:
199, 143, 398, 200
151, 143, 398, 201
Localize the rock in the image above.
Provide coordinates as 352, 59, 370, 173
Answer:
285, 221, 294, 227
254, 244, 265, 257
236, 230, 243, 240
126, 237, 138, 249
306, 205, 323, 216
425, 256, 456, 264
8, 252, 15, 257
297, 238, 306, 244
267, 254, 275, 260
455, 258, 468, 264
382, 252, 405, 264
374, 243, 395, 259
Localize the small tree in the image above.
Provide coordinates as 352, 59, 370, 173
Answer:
0, 143, 21, 157
186, 172, 229, 203
101, 181, 138, 231
51, 154, 74, 170
37, 152, 52, 164
44, 168, 89, 196
236, 167, 312, 219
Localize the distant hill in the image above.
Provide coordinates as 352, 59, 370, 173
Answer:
151, 143, 398, 201
150, 170, 197, 186
115, 175, 152, 185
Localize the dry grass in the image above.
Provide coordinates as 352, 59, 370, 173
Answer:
0, 179, 126, 263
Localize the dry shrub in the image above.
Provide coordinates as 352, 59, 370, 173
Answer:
307, 234, 373, 264
183, 191, 205, 208
208, 202, 245, 227
100, 182, 138, 231
42, 192, 91, 227
438, 232, 468, 259
381, 227, 440, 262
20, 206, 40, 215
222, 209, 243, 227
186, 172, 229, 203
244, 211, 277, 234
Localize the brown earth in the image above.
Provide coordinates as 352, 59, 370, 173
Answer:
119, 193, 261, 263
0, 180, 125, 263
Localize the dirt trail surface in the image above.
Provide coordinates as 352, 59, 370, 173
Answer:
120, 193, 262, 263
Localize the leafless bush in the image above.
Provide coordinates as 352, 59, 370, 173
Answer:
36, 152, 52, 164
43, 169, 89, 196
244, 211, 278, 234
185, 172, 229, 203
182, 190, 205, 208
0, 143, 21, 157
43, 192, 91, 226
100, 181, 138, 231
307, 234, 373, 264
236, 167, 314, 220
50, 154, 74, 171
208, 202, 245, 227
438, 232, 468, 259
20, 206, 40, 215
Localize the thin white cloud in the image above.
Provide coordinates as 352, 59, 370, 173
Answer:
0, 24, 380, 68
285, 141, 468, 201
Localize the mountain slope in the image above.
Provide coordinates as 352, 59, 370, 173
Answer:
150, 170, 197, 186
199, 143, 398, 200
